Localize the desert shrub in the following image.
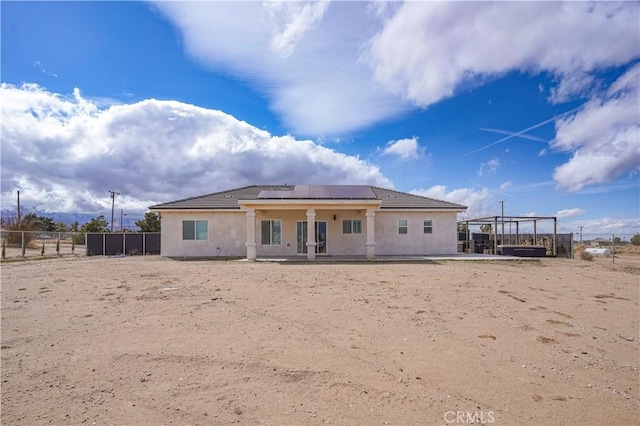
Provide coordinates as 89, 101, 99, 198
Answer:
2, 216, 36, 246
71, 232, 86, 246
576, 245, 593, 261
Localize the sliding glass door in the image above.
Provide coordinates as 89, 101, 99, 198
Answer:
296, 221, 327, 254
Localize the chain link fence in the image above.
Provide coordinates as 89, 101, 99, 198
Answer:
573, 233, 639, 263
1, 231, 84, 260
1, 231, 161, 260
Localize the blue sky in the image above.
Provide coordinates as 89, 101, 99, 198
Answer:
1, 1, 639, 237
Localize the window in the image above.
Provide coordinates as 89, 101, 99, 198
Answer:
182, 220, 208, 240
423, 220, 433, 234
261, 220, 281, 245
342, 219, 362, 234
398, 219, 408, 234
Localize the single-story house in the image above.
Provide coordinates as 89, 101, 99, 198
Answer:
589, 238, 611, 247
150, 184, 467, 260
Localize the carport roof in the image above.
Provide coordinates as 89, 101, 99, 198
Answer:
149, 185, 467, 211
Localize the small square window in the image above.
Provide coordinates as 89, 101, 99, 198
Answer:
342, 219, 362, 234
423, 220, 433, 234
398, 219, 408, 234
261, 220, 282, 245
182, 220, 208, 240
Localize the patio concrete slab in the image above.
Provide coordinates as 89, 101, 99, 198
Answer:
250, 253, 541, 263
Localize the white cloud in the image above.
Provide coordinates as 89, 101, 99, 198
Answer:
264, 1, 330, 58
0, 83, 392, 213
367, 2, 639, 107
33, 60, 58, 78
377, 136, 423, 160
499, 181, 512, 190
151, 2, 638, 136
560, 217, 640, 238
503, 181, 555, 194
150, 1, 408, 136
411, 185, 492, 217
552, 64, 640, 192
555, 208, 586, 219
548, 73, 597, 104
478, 158, 501, 176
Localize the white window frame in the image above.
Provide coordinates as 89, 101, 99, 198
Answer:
182, 220, 208, 241
261, 219, 282, 245
342, 219, 362, 234
398, 219, 408, 234
423, 219, 433, 234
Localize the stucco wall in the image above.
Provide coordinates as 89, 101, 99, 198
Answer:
160, 211, 247, 257
160, 208, 459, 257
374, 211, 459, 255
255, 209, 367, 257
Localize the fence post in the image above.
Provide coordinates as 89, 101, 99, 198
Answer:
122, 232, 126, 256
570, 233, 574, 259
143, 233, 146, 255
553, 217, 557, 257
21, 232, 25, 257
612, 234, 615, 264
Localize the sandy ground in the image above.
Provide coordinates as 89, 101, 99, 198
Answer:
1, 255, 638, 425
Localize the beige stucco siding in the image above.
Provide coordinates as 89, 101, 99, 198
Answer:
328, 210, 367, 256
159, 211, 247, 257
255, 209, 367, 257
159, 208, 459, 257
374, 211, 459, 255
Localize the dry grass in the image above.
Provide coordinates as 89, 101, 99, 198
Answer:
614, 244, 640, 255
575, 245, 593, 261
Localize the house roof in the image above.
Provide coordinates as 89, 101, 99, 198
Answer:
149, 185, 467, 211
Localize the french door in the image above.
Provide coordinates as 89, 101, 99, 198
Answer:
296, 221, 327, 254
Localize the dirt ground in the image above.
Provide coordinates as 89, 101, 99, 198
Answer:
1, 255, 638, 425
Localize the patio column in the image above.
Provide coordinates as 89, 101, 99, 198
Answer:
245, 209, 256, 260
306, 209, 316, 260
365, 209, 376, 259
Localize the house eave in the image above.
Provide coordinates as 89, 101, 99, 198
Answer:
150, 207, 242, 213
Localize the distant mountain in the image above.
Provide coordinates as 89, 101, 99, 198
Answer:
1, 208, 143, 230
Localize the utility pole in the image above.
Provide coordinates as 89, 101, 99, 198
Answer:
17, 190, 21, 223
578, 226, 583, 244
499, 200, 505, 247
109, 190, 120, 232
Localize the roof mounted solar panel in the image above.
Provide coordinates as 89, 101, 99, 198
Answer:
256, 190, 294, 199
256, 185, 376, 199
331, 185, 377, 199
